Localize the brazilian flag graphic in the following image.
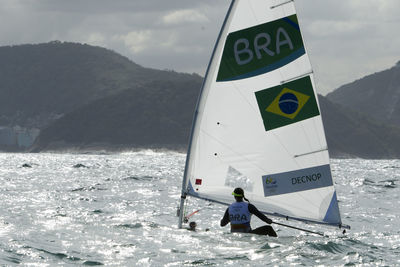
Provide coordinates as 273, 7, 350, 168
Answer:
255, 76, 320, 131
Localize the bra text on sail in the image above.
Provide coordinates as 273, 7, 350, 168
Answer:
234, 27, 294, 65
217, 14, 305, 81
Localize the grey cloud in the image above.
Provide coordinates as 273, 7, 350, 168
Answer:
21, 0, 223, 14
0, 0, 399, 94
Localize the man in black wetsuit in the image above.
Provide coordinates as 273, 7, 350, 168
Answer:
220, 187, 277, 237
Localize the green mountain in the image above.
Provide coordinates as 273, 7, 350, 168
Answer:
319, 95, 400, 158
327, 61, 400, 126
32, 78, 201, 151
0, 41, 202, 151
0, 41, 191, 128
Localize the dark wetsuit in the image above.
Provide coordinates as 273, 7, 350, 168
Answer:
220, 201, 277, 237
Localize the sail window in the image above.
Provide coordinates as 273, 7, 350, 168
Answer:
224, 166, 254, 192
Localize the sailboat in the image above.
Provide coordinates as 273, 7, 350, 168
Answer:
178, 0, 350, 233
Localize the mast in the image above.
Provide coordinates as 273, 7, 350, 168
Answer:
178, 0, 237, 229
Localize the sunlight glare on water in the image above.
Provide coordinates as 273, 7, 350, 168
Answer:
0, 152, 398, 266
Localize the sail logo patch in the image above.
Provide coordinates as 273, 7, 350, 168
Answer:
255, 76, 320, 131
265, 177, 276, 185
262, 165, 333, 197
216, 14, 305, 82
264, 177, 278, 193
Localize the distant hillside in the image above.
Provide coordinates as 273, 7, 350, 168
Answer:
319, 95, 400, 158
327, 61, 400, 126
32, 78, 202, 151
2, 42, 400, 158
0, 41, 193, 129
33, 89, 400, 158
0, 41, 202, 150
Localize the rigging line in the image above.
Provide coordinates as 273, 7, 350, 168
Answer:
280, 70, 314, 85
294, 148, 328, 158
272, 221, 328, 237
185, 209, 200, 220
270, 208, 350, 229
270, 0, 294, 9
271, 0, 291, 22
188, 191, 345, 229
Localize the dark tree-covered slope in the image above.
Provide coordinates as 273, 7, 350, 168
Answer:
0, 41, 197, 128
32, 78, 202, 151
327, 61, 400, 126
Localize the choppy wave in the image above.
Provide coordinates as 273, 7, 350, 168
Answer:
0, 153, 398, 266
363, 178, 398, 189
122, 175, 156, 181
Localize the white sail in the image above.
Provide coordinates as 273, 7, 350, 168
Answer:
179, 0, 348, 229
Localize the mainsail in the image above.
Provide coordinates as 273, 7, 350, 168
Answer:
178, 0, 349, 230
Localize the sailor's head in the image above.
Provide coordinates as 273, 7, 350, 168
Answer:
232, 187, 244, 200
189, 221, 197, 229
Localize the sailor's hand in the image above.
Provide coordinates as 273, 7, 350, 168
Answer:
266, 218, 273, 224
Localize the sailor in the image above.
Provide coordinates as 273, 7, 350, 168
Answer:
220, 187, 277, 236
187, 221, 197, 231
186, 221, 210, 232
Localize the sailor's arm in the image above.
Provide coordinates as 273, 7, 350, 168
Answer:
248, 204, 273, 224
220, 208, 230, 226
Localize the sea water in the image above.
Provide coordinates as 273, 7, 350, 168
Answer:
0, 151, 398, 266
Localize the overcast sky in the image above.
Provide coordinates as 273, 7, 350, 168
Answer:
1, 0, 399, 95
